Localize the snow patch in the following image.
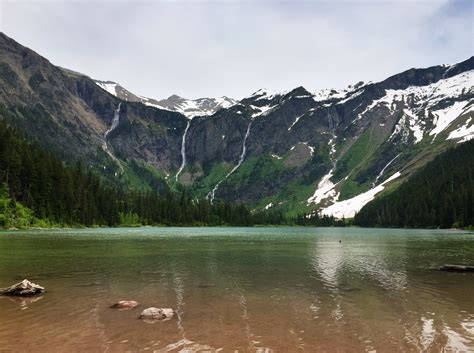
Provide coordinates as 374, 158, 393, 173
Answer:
403, 109, 424, 143
249, 88, 284, 101
354, 70, 473, 125
288, 113, 305, 131
447, 117, 474, 143
301, 142, 315, 156
313, 81, 368, 103
307, 169, 339, 205
321, 172, 401, 219
96, 81, 118, 96
430, 101, 470, 140
250, 104, 277, 118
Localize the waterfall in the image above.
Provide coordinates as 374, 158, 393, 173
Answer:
207, 120, 253, 203
102, 103, 123, 172
104, 103, 121, 139
229, 120, 252, 175
175, 120, 191, 182
373, 153, 400, 187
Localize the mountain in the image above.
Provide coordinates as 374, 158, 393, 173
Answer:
180, 63, 472, 217
94, 79, 237, 118
0, 32, 189, 192
0, 32, 473, 219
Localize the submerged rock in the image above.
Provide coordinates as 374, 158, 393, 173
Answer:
111, 300, 139, 309
0, 279, 45, 296
439, 264, 474, 272
197, 283, 215, 289
139, 307, 175, 322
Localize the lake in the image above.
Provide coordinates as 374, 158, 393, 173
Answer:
0, 227, 473, 352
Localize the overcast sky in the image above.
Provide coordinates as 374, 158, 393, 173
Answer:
1, 0, 472, 100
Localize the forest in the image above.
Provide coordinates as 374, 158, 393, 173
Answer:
354, 140, 474, 229
0, 119, 341, 228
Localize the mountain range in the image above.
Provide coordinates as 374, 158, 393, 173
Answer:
0, 32, 472, 218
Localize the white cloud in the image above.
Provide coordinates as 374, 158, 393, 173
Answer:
0, 0, 471, 100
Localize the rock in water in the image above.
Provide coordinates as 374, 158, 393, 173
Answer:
139, 307, 175, 322
0, 279, 45, 296
111, 300, 139, 309
439, 265, 474, 272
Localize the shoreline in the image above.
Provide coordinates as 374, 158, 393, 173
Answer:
1, 225, 473, 232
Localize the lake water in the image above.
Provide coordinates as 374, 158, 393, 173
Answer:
0, 227, 473, 352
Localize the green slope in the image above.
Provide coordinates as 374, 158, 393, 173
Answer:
354, 140, 474, 228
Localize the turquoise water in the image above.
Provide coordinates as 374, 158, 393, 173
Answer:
0, 227, 473, 352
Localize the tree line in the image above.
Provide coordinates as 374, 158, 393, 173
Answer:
354, 140, 474, 229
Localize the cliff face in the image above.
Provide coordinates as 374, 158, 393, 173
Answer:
1, 32, 473, 215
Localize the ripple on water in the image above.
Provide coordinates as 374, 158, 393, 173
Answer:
0, 227, 473, 352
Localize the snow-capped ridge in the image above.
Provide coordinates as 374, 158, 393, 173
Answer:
313, 81, 369, 103
95, 80, 118, 96
94, 79, 238, 118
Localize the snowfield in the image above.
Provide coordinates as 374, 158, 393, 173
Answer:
356, 70, 473, 142
321, 172, 401, 219
448, 117, 474, 143
95, 81, 117, 96
307, 169, 339, 205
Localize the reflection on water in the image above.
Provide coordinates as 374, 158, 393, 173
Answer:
0, 227, 473, 352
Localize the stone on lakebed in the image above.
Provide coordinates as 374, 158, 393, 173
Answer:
110, 300, 139, 309
0, 279, 45, 296
139, 307, 175, 322
439, 264, 474, 272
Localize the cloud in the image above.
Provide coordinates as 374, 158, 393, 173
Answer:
0, 0, 472, 99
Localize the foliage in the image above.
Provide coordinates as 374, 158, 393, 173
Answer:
0, 183, 35, 228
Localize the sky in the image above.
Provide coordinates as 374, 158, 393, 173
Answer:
0, 0, 473, 100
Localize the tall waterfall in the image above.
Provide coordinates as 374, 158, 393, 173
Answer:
102, 103, 123, 172
175, 120, 191, 182
104, 103, 121, 139
207, 120, 253, 203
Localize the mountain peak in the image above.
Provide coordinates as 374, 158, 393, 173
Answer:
167, 94, 184, 101
93, 80, 238, 118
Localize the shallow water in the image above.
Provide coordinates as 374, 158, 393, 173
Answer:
0, 227, 473, 352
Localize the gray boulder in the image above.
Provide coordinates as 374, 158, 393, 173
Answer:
139, 307, 175, 322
